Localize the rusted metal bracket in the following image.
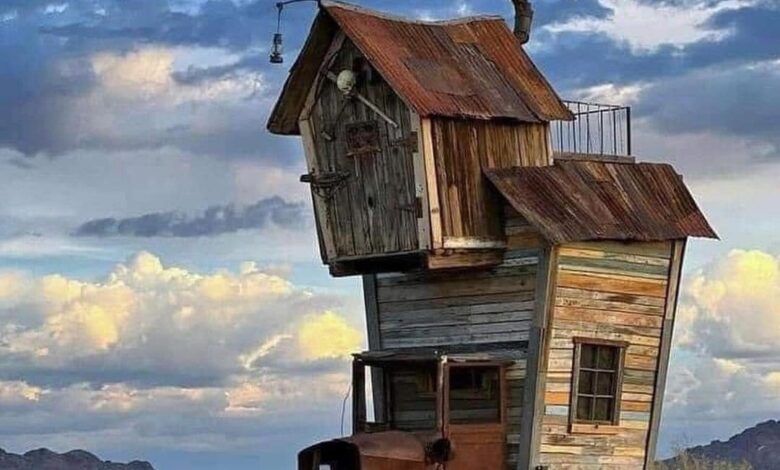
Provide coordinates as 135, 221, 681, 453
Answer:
300, 170, 351, 200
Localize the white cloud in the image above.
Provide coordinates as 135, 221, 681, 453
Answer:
90, 47, 260, 105
0, 251, 364, 460
571, 82, 647, 106
676, 249, 780, 360
545, 0, 756, 53
660, 249, 780, 453
0, 251, 363, 381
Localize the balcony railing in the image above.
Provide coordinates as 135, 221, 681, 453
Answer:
552, 100, 631, 156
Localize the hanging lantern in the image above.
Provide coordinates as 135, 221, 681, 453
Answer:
270, 32, 284, 64
269, 0, 317, 65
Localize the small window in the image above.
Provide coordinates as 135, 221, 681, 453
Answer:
448, 366, 501, 425
571, 339, 626, 425
388, 366, 437, 431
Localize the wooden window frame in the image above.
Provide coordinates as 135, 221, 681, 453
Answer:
443, 362, 507, 431
569, 338, 628, 429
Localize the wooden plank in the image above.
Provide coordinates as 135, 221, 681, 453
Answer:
299, 119, 336, 260
554, 306, 664, 329
558, 246, 670, 267
442, 237, 506, 249
420, 118, 442, 249
558, 256, 669, 279
410, 112, 431, 251
377, 274, 535, 302
557, 271, 668, 298
379, 291, 535, 314
645, 239, 686, 469
362, 274, 384, 422
556, 287, 666, 307
565, 241, 672, 259
518, 244, 557, 470
555, 296, 664, 316
427, 250, 505, 270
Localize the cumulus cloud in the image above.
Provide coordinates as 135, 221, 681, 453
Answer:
0, 251, 365, 466
74, 197, 309, 238
0, 251, 362, 388
659, 249, 780, 452
0, 0, 295, 160
676, 249, 780, 361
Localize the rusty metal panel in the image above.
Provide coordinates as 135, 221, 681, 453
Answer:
485, 161, 718, 243
268, 1, 573, 136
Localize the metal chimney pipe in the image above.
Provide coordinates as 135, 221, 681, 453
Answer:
511, 0, 534, 44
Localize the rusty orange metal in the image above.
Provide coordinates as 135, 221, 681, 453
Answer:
299, 356, 513, 470
485, 160, 718, 243
268, 0, 573, 136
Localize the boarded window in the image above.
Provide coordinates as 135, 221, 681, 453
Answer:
571, 339, 626, 425
448, 366, 501, 425
344, 120, 380, 157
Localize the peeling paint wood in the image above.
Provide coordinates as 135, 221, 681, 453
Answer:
534, 240, 677, 469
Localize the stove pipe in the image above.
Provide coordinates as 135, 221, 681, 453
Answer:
511, 0, 534, 45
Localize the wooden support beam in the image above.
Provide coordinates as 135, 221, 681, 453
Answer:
518, 244, 558, 470
644, 239, 686, 469
420, 118, 443, 249
362, 274, 385, 422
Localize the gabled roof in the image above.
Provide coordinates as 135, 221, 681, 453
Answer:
267, 0, 573, 135
485, 161, 718, 243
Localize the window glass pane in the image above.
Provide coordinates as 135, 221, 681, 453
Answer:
574, 342, 624, 424
448, 367, 501, 424
576, 396, 593, 421
388, 366, 437, 431
578, 370, 595, 394
594, 398, 613, 422
595, 372, 614, 396
580, 344, 597, 368
597, 346, 617, 370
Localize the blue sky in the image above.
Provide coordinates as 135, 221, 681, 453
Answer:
0, 0, 779, 468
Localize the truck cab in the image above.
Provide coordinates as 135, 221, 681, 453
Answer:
299, 351, 513, 470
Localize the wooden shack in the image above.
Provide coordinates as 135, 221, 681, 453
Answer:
268, 2, 717, 469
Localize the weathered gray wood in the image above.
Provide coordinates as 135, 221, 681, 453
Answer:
645, 239, 686, 469
309, 39, 419, 262
518, 244, 557, 470
362, 274, 385, 422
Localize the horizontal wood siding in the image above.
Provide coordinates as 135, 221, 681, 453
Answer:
308, 39, 419, 260
375, 217, 543, 469
537, 241, 675, 470
431, 118, 552, 245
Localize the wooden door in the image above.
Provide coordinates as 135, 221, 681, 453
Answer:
443, 364, 507, 470
308, 40, 419, 260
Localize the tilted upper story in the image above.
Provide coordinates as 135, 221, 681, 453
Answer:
267, 0, 716, 271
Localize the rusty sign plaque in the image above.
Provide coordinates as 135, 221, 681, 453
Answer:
345, 120, 381, 157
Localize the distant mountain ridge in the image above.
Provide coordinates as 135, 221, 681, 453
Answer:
663, 419, 780, 470
0, 448, 155, 470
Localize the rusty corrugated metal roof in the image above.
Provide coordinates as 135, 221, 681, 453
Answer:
485, 161, 718, 243
268, 0, 573, 135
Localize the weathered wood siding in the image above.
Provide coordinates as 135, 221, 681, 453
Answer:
535, 240, 680, 469
371, 211, 545, 469
306, 39, 419, 260
429, 118, 552, 246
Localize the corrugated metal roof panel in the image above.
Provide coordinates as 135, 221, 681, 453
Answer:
485, 161, 718, 243
267, 0, 573, 135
